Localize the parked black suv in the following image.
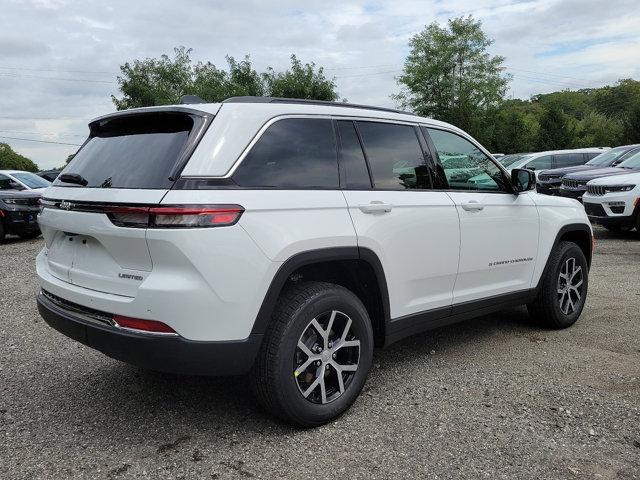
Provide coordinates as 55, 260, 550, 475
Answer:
0, 190, 41, 242
559, 149, 640, 201
538, 145, 640, 196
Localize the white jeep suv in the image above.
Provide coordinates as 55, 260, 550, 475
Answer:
36, 97, 593, 426
583, 172, 640, 232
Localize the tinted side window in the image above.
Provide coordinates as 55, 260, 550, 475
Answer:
556, 153, 585, 167
233, 118, 338, 188
524, 155, 553, 170
426, 128, 508, 191
336, 120, 371, 189
356, 122, 429, 190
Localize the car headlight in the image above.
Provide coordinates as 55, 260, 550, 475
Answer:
2, 198, 19, 204
616, 185, 636, 192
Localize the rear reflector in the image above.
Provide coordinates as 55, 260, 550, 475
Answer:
106, 204, 244, 228
113, 315, 177, 334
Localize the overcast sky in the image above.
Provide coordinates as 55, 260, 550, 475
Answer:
2, 0, 639, 169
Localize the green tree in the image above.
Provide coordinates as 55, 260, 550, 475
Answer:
192, 55, 265, 101
572, 112, 623, 148
537, 105, 574, 150
112, 46, 194, 110
394, 16, 511, 137
0, 143, 39, 172
623, 100, 640, 143
263, 55, 338, 101
491, 100, 543, 153
112, 48, 338, 109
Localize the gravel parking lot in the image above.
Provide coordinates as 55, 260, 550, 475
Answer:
1, 227, 639, 479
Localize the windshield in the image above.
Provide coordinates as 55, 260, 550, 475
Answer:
11, 172, 51, 189
56, 112, 197, 189
498, 154, 528, 167
617, 150, 640, 169
587, 147, 635, 166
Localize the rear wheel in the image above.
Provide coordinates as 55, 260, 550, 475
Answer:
251, 281, 374, 427
528, 241, 588, 329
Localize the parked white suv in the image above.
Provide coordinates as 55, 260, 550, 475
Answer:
583, 172, 640, 232
36, 97, 593, 426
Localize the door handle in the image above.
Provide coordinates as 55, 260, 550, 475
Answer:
461, 200, 484, 211
358, 201, 393, 214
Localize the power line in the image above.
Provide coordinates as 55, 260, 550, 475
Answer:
335, 69, 402, 79
325, 63, 403, 71
0, 65, 115, 75
0, 136, 82, 146
0, 72, 116, 84
0, 129, 85, 138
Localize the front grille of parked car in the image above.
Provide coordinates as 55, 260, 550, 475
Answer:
41, 290, 115, 327
584, 203, 607, 217
9, 197, 40, 206
539, 174, 562, 182
562, 179, 587, 189
586, 185, 606, 196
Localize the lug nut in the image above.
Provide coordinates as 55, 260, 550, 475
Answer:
316, 360, 321, 366
332, 353, 336, 359
328, 342, 333, 348
325, 364, 330, 370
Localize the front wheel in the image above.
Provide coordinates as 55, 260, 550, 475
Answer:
527, 241, 589, 328
251, 281, 374, 427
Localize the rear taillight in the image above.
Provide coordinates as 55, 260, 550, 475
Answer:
106, 205, 244, 228
113, 315, 177, 334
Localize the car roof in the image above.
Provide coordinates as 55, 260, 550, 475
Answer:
91, 97, 474, 178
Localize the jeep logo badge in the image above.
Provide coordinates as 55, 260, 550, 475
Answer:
60, 201, 73, 210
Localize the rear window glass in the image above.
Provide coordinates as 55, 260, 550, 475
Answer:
56, 113, 195, 189
232, 118, 338, 188
11, 172, 51, 189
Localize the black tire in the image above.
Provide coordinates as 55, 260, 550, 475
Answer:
250, 281, 374, 427
18, 231, 40, 240
527, 241, 589, 329
0, 221, 5, 243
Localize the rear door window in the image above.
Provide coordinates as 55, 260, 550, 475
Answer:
233, 118, 338, 188
556, 153, 586, 167
336, 120, 371, 189
524, 155, 553, 171
356, 121, 430, 190
56, 112, 198, 189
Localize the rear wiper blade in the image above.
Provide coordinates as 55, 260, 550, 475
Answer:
58, 173, 88, 186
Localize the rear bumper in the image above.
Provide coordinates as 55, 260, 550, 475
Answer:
1, 209, 40, 234
37, 292, 262, 376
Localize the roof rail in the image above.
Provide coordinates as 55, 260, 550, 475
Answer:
222, 96, 417, 116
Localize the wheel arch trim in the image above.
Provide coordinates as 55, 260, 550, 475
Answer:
250, 246, 390, 335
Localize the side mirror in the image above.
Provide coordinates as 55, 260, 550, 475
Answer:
511, 168, 536, 193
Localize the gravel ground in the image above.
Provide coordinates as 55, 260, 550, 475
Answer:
1, 227, 639, 479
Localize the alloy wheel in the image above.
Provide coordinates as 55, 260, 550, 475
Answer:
557, 257, 583, 315
294, 310, 360, 404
